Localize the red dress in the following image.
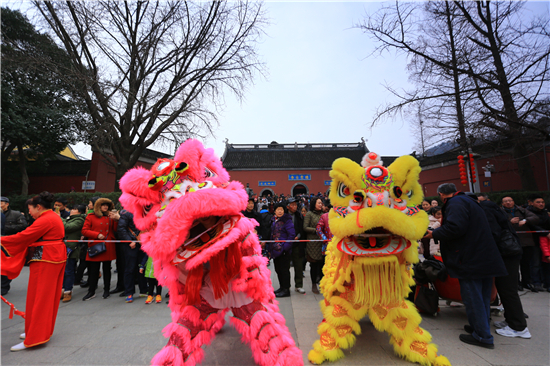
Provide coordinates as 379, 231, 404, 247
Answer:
81, 212, 118, 262
1, 210, 66, 348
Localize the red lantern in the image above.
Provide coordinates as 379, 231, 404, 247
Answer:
473, 179, 477, 183
458, 155, 464, 159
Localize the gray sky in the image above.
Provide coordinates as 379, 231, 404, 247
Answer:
12, 1, 548, 161
199, 1, 415, 159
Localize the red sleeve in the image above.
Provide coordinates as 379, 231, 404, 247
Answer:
1, 217, 53, 279
540, 237, 550, 258
81, 215, 100, 239
1, 217, 51, 257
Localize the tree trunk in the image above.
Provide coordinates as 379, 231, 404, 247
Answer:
17, 141, 29, 196
1, 144, 16, 183
512, 143, 538, 191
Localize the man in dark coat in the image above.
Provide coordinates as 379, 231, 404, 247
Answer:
471, 194, 530, 339
501, 196, 540, 291
287, 197, 306, 294
526, 193, 550, 292
117, 209, 147, 301
425, 183, 507, 349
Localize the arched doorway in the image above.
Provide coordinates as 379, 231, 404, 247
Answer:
260, 188, 275, 198
291, 183, 308, 196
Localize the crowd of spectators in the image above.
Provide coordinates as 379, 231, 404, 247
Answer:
1, 188, 548, 338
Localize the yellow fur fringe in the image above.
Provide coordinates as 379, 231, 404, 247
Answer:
351, 256, 404, 307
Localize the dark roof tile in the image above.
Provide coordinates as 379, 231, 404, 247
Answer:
222, 142, 399, 170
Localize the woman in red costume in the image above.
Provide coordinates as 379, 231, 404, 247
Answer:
1, 192, 66, 351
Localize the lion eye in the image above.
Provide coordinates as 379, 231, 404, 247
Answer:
393, 186, 402, 198
204, 167, 216, 178
338, 182, 349, 198
143, 204, 153, 215
406, 190, 413, 199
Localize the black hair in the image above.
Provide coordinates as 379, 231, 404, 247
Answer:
76, 204, 87, 214
55, 197, 68, 205
429, 206, 442, 216
26, 191, 55, 209
90, 196, 100, 205
477, 192, 489, 200
422, 199, 430, 205
310, 197, 323, 212
528, 193, 544, 202
274, 202, 287, 213
261, 205, 267, 209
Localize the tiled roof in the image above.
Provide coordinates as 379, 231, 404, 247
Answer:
222, 141, 398, 170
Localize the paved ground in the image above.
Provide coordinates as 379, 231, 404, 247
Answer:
2, 263, 549, 366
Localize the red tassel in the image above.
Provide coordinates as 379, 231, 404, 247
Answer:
185, 265, 204, 305
210, 240, 243, 299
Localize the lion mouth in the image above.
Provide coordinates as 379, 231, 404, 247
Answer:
171, 216, 238, 264
337, 227, 410, 257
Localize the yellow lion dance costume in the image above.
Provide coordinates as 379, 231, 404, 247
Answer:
308, 152, 451, 366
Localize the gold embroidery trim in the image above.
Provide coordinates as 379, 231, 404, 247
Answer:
410, 341, 428, 357
393, 316, 407, 330
320, 332, 338, 350
332, 304, 347, 318
335, 325, 352, 337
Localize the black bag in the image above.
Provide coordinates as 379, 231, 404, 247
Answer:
414, 284, 439, 315
497, 229, 522, 257
88, 242, 106, 257
413, 259, 448, 285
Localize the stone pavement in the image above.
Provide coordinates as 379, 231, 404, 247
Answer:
2, 263, 549, 366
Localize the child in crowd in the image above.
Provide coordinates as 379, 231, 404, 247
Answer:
139, 255, 162, 304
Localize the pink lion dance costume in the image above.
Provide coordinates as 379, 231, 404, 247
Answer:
119, 139, 303, 366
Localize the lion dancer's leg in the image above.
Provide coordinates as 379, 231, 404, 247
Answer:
308, 290, 369, 365
368, 299, 450, 366
230, 300, 303, 366
151, 297, 228, 366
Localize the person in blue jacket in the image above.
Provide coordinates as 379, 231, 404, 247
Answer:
425, 183, 506, 350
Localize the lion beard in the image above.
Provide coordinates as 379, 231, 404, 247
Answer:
328, 253, 409, 308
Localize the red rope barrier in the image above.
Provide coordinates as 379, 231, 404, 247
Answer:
1, 295, 25, 319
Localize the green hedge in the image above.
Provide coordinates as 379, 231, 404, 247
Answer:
425, 191, 550, 206
5, 192, 123, 212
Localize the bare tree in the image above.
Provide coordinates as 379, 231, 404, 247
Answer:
359, 1, 550, 190
33, 1, 267, 190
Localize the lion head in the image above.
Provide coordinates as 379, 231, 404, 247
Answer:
119, 139, 249, 305
323, 152, 428, 306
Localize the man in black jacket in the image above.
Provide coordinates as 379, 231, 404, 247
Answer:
471, 195, 531, 339
287, 198, 305, 294
425, 184, 507, 349
1, 196, 28, 295
1, 197, 27, 235
501, 196, 540, 291
117, 209, 147, 302
527, 193, 550, 292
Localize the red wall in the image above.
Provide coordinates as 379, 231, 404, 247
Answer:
228, 169, 332, 196
420, 149, 550, 196
28, 175, 88, 194
88, 152, 157, 192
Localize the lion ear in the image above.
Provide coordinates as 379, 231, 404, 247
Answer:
388, 155, 423, 206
